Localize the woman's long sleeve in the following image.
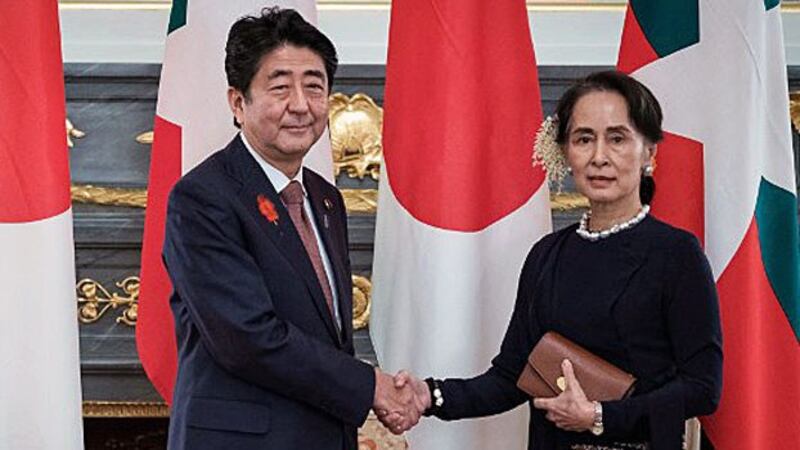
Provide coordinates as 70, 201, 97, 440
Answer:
601, 234, 723, 450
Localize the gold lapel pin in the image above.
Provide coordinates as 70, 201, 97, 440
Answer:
323, 198, 333, 211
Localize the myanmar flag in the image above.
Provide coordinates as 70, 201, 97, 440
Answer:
618, 1, 800, 448
370, 0, 551, 449
137, 0, 333, 403
0, 1, 84, 448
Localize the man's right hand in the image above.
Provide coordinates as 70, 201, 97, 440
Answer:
393, 370, 431, 415
373, 367, 422, 435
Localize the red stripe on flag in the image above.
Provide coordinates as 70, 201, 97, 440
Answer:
702, 218, 800, 448
382, 0, 545, 232
0, 1, 70, 223
650, 132, 704, 246
136, 114, 182, 403
617, 6, 660, 75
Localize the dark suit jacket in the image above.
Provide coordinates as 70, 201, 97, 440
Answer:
163, 136, 375, 450
433, 217, 722, 450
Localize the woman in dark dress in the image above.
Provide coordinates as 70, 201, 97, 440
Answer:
390, 71, 723, 450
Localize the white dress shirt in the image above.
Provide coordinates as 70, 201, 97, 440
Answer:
241, 133, 342, 330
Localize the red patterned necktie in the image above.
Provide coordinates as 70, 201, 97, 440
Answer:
280, 181, 336, 320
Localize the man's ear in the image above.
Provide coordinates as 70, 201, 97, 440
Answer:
227, 87, 245, 127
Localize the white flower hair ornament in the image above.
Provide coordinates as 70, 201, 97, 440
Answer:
532, 115, 569, 190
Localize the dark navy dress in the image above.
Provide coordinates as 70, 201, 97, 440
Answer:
431, 216, 722, 450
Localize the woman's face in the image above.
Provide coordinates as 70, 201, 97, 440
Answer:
564, 90, 655, 212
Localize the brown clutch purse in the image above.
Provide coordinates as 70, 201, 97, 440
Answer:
516, 331, 636, 401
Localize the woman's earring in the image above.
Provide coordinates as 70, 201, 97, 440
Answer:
643, 164, 654, 176
566, 167, 573, 175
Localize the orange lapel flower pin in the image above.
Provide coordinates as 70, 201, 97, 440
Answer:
257, 194, 279, 225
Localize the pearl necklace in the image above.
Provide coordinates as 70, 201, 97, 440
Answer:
577, 205, 650, 242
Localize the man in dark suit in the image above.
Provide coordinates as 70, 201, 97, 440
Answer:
163, 8, 420, 449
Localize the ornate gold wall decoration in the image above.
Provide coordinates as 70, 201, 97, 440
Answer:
70, 184, 376, 214
352, 275, 372, 330
341, 188, 378, 214
329, 93, 383, 181
791, 91, 800, 131
70, 184, 587, 213
70, 184, 379, 213
71, 184, 148, 208
359, 412, 409, 449
76, 274, 369, 328
83, 401, 169, 418
136, 131, 154, 145
550, 192, 589, 211
77, 277, 140, 326
66, 118, 85, 148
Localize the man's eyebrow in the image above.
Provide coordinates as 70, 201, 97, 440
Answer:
265, 69, 326, 81
304, 69, 325, 80
267, 69, 292, 81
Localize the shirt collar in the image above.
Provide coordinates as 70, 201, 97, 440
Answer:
241, 132, 305, 197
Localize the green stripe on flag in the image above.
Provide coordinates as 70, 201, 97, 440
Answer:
755, 177, 800, 340
168, 0, 188, 34
764, 0, 780, 11
630, 0, 699, 59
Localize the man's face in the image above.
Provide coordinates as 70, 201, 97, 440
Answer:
229, 45, 329, 175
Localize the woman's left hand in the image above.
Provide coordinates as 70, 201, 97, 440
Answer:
532, 359, 596, 432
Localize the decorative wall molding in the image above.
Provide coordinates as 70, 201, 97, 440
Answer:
77, 274, 372, 329
71, 184, 587, 214
83, 401, 169, 418
66, 117, 85, 148
81, 402, 408, 448
550, 192, 589, 211
56, 0, 800, 11
72, 184, 148, 208
342, 189, 379, 214
69, 184, 380, 213
58, 2, 800, 65
135, 131, 154, 145
77, 277, 139, 326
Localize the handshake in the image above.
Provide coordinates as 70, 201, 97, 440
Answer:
372, 368, 432, 435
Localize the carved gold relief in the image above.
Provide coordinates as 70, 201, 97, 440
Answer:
71, 184, 148, 208
83, 401, 169, 418
791, 91, 800, 131
77, 277, 139, 326
359, 412, 409, 449
66, 118, 85, 148
76, 274, 369, 329
550, 192, 589, 211
352, 275, 372, 330
70, 184, 586, 213
340, 190, 588, 213
329, 93, 383, 181
341, 188, 378, 214
71, 184, 381, 213
136, 130, 154, 145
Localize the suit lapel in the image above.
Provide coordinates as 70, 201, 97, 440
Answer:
304, 170, 352, 344
228, 139, 341, 344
